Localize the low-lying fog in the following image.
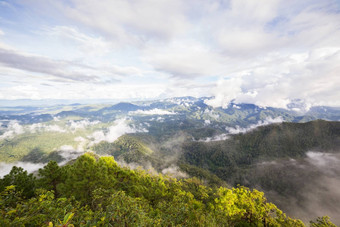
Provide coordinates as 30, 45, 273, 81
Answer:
252, 151, 340, 224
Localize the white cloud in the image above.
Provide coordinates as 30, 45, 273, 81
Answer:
204, 120, 211, 125
198, 133, 230, 142
306, 152, 339, 167
59, 145, 75, 152
204, 78, 243, 108
161, 165, 188, 178
203, 109, 220, 119
206, 47, 340, 109
0, 121, 24, 140
69, 119, 100, 131
143, 41, 226, 78
57, 144, 85, 165
129, 108, 176, 116
62, 0, 189, 43
28, 123, 66, 133
55, 137, 87, 163
0, 46, 101, 82
0, 162, 45, 178
44, 26, 112, 56
74, 136, 87, 152
89, 118, 136, 145
1, 0, 340, 108
45, 124, 67, 133
226, 117, 283, 134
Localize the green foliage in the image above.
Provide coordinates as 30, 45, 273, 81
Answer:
0, 131, 81, 162
310, 216, 337, 227
0, 166, 36, 198
182, 120, 340, 184
0, 154, 321, 226
38, 161, 65, 197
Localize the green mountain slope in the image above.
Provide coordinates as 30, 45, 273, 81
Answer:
1, 153, 333, 226
181, 120, 340, 183
180, 120, 340, 224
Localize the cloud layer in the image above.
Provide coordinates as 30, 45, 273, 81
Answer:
0, 0, 339, 108
88, 118, 137, 145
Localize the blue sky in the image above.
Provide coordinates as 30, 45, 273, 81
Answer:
0, 0, 339, 109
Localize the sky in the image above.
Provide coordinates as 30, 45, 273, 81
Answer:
0, 0, 339, 109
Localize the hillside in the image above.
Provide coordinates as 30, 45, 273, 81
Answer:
91, 120, 340, 224
1, 99, 340, 224
1, 153, 335, 226
180, 120, 340, 223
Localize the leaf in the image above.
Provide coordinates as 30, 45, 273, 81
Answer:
63, 212, 74, 224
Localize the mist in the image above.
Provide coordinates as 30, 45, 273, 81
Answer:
0, 161, 45, 178
197, 133, 229, 142
129, 108, 176, 115
251, 151, 340, 225
0, 120, 24, 140
88, 118, 137, 145
0, 119, 102, 140
29, 123, 66, 133
68, 119, 100, 131
225, 117, 283, 134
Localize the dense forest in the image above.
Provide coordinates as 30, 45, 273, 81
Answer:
181, 120, 340, 183
0, 153, 336, 226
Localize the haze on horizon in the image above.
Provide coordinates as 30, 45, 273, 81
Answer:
0, 0, 340, 109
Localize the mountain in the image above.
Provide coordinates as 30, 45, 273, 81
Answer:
90, 120, 340, 224
1, 97, 340, 126
1, 153, 334, 226
100, 102, 142, 112
1, 97, 340, 224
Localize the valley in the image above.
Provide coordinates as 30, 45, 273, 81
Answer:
1, 97, 340, 224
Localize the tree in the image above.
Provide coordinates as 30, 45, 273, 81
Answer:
38, 161, 64, 198
0, 166, 36, 198
310, 216, 336, 227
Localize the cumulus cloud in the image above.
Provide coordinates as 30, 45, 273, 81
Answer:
57, 141, 88, 165
204, 78, 243, 108
1, 0, 340, 108
0, 121, 66, 140
89, 118, 136, 145
143, 41, 226, 79
74, 136, 87, 152
0, 120, 24, 140
129, 108, 176, 116
60, 0, 189, 43
28, 123, 66, 133
226, 117, 283, 134
69, 119, 100, 131
201, 0, 340, 109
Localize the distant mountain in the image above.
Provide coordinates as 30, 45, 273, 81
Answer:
1, 96, 340, 224
1, 97, 340, 126
100, 102, 142, 112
